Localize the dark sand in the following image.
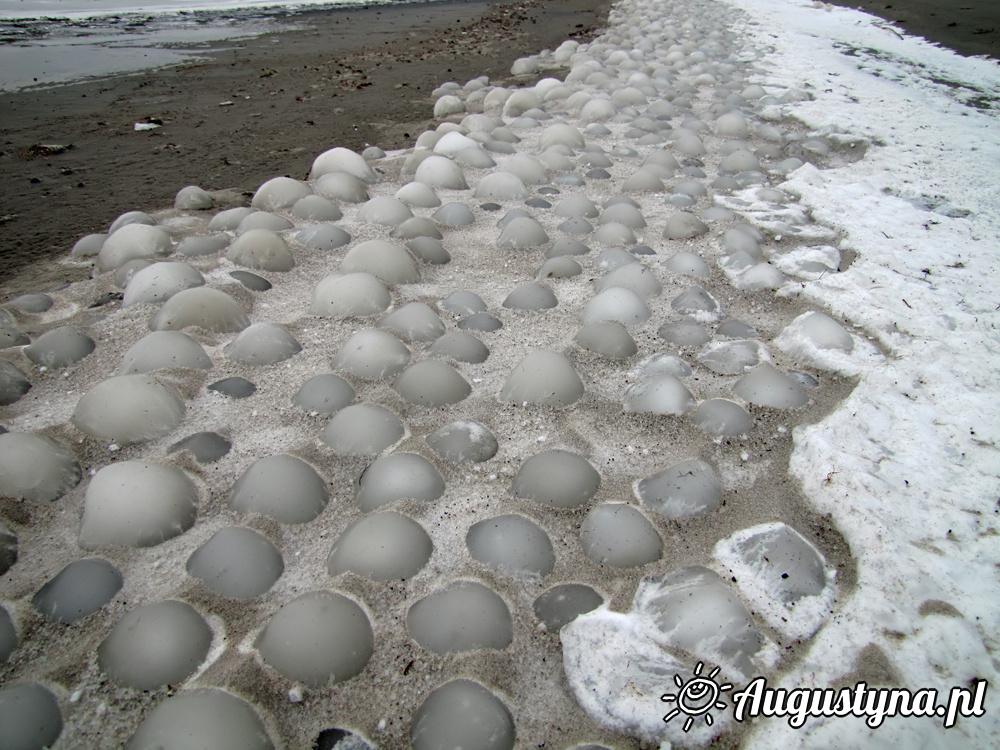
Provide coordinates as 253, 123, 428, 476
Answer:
0, 0, 610, 296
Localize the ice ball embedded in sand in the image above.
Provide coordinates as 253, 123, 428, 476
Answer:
539, 122, 585, 150
658, 320, 710, 347
631, 353, 692, 380
574, 321, 637, 358
1, 605, 18, 660
697, 339, 765, 375
714, 110, 749, 138
426, 420, 498, 463
315, 171, 370, 203
737, 262, 785, 291
724, 522, 829, 605
22, 325, 95, 368
497, 216, 549, 249
498, 154, 548, 185
407, 581, 512, 654
503, 282, 557, 310
636, 459, 722, 519
79, 461, 196, 549
555, 195, 599, 219
393, 360, 471, 407
467, 514, 555, 578
108, 210, 156, 233
310, 146, 377, 183
594, 247, 637, 270
354, 453, 444, 513
169, 431, 231, 464
310, 272, 390, 317
98, 600, 211, 689
121, 331, 212, 375
500, 350, 583, 406
502, 88, 542, 116
224, 323, 301, 365
321, 403, 404, 456
595, 264, 662, 298
592, 221, 637, 246
538, 256, 583, 279
720, 149, 761, 173
174, 185, 214, 210
341, 240, 420, 285
431, 202, 475, 226
229, 454, 328, 524
432, 130, 478, 157
414, 155, 468, 190
556, 215, 592, 234
186, 527, 283, 599
293, 373, 355, 415
96, 223, 172, 272
671, 285, 722, 320
787, 311, 854, 353
207, 206, 255, 231
510, 449, 600, 509
150, 287, 249, 332
257, 591, 373, 687
391, 216, 443, 240
235, 211, 293, 235
474, 172, 529, 201
622, 167, 666, 192
125, 688, 273, 750
663, 212, 709, 239
122, 261, 205, 307
208, 376, 256, 399
0, 683, 63, 750
663, 251, 710, 277
72, 374, 184, 444
411, 679, 514, 750
176, 233, 229, 257
733, 363, 808, 408
0, 433, 80, 503
0, 361, 31, 406
332, 329, 410, 379
441, 290, 486, 318
377, 302, 445, 343
428, 331, 489, 364
547, 237, 591, 258
33, 558, 122, 623
580, 504, 662, 567
692, 399, 753, 435
291, 194, 342, 221
533, 584, 604, 632
405, 236, 450, 264
227, 229, 294, 272
598, 202, 646, 229
358, 196, 413, 227
251, 176, 312, 211
328, 511, 432, 581
623, 374, 697, 415
582, 288, 650, 327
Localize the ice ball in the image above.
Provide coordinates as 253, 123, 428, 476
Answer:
636, 459, 722, 519
187, 527, 283, 599
328, 511, 432, 581
321, 403, 405, 456
292, 373, 355, 415
467, 514, 555, 577
411, 679, 515, 750
72, 375, 184, 444
425, 420, 498, 463
393, 360, 471, 407
580, 504, 662, 567
733, 364, 808, 408
120, 331, 212, 374
23, 326, 96, 368
125, 688, 273, 750
149, 287, 249, 333
623, 374, 696, 415
509, 449, 600, 509
0, 683, 62, 750
229, 454, 328, 524
407, 581, 512, 654
342, 240, 420, 285
499, 350, 584, 406
224, 323, 302, 365
33, 558, 122, 623
354, 453, 444, 513
332, 329, 410, 380
533, 584, 604, 632
0, 432, 81, 503
227, 229, 295, 272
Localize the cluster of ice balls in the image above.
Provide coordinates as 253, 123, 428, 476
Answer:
0, 0, 870, 747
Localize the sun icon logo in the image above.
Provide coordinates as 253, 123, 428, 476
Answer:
661, 662, 733, 732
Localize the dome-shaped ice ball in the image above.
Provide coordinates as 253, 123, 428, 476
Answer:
692, 399, 753, 435
175, 185, 214, 210
411, 679, 515, 750
98, 600, 211, 689
663, 251, 710, 277
120, 331, 212, 373
733, 364, 808, 408
715, 111, 749, 138
71, 233, 107, 256
310, 273, 390, 318
341, 240, 420, 285
432, 131, 478, 156
624, 374, 697, 415
405, 236, 450, 263
599, 203, 646, 229
393, 360, 471, 408
407, 581, 512, 654
23, 326, 94, 370
533, 583, 604, 632
503, 282, 557, 310
125, 688, 273, 750
414, 155, 468, 190
791, 311, 854, 352
663, 212, 709, 239
332, 329, 410, 379
310, 146, 377, 182
354, 453, 445, 513
0, 432, 81, 503
97, 224, 172, 272
236, 212, 294, 235
672, 285, 722, 320
0, 683, 63, 750
540, 122, 586, 150
658, 320, 710, 346
122, 262, 205, 307
425, 420, 497, 463
595, 263, 662, 298
252, 176, 312, 211
555, 195, 599, 219
72, 374, 184, 444
636, 458, 722, 519
293, 374, 354, 415
574, 321, 637, 358
328, 511, 432, 581
108, 209, 155, 233
498, 154, 548, 185
187, 527, 283, 599
321, 403, 404, 456
728, 523, 828, 603
428, 331, 490, 364
497, 216, 549, 249
591, 221, 637, 247
509, 449, 600, 509
433, 94, 464, 117
79, 461, 197, 549
500, 350, 583, 406
580, 504, 662, 567
391, 216, 443, 240
474, 173, 529, 201
150, 287, 249, 332
378, 302, 445, 343
358, 196, 414, 227
207, 206, 255, 231
396, 181, 441, 207
581, 287, 651, 327
224, 323, 302, 365
229, 454, 328, 524
467, 514, 555, 578
258, 591, 373, 687
291, 194, 342, 221
227, 229, 295, 272
431, 202, 475, 227
32, 558, 122, 623
315, 171, 369, 202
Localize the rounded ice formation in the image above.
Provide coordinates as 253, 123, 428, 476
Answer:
467, 514, 555, 577
663, 212, 709, 239
580, 504, 662, 568
229, 454, 328, 524
321, 403, 405, 456
591, 221, 637, 246
310, 146, 377, 182
692, 399, 754, 435
176, 233, 229, 257
292, 194, 342, 221
98, 600, 212, 689
1, 327, 30, 350
599, 203, 646, 229
733, 364, 808, 408
407, 581, 512, 654
227, 229, 295, 272
458, 311, 503, 332
697, 340, 764, 375
79, 461, 197, 549
727, 523, 828, 603
738, 263, 785, 291
547, 237, 592, 258
119, 331, 211, 374
354, 453, 445, 512
328, 511, 433, 581
574, 321, 637, 358
0, 361, 31, 406
341, 240, 420, 285
509, 449, 600, 509
237, 212, 295, 235
358, 196, 414, 227
377, 302, 445, 343
149, 287, 250, 332
792, 311, 854, 352
169, 432, 231, 463
1, 606, 17, 660
636, 459, 723, 519
208, 376, 256, 399
315, 171, 370, 202
332, 329, 410, 379
109, 210, 156, 233
411, 679, 515, 750
533, 583, 604, 632
556, 195, 599, 218
595, 263, 662, 298
537, 256, 583, 279
414, 155, 468, 190
658, 320, 710, 346
251, 176, 312, 211
0, 432, 81, 503
426, 420, 498, 463
0, 683, 63, 750
405, 236, 450, 264
432, 202, 476, 227
475, 172, 529, 201
257, 591, 373, 687
581, 287, 650, 327
393, 360, 471, 407
497, 216, 549, 249
33, 558, 122, 623
72, 375, 184, 444
623, 374, 697, 415
503, 282, 558, 310
293, 373, 355, 415
310, 272, 391, 318
174, 185, 214, 210
186, 527, 283, 599
499, 350, 583, 406
208, 206, 255, 231
125, 688, 273, 750
392, 216, 444, 240
97, 223, 172, 272
427, 331, 490, 364
122, 261, 205, 307
631, 353, 692, 379
224, 323, 302, 365
11, 293, 53, 313
672, 285, 722, 319
23, 326, 95, 367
